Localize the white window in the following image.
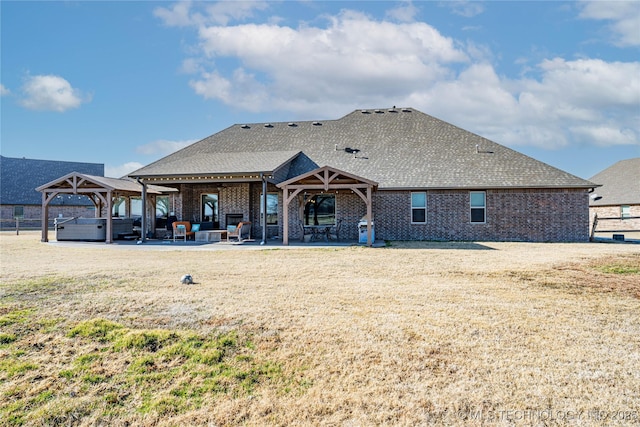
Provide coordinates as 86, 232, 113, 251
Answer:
470, 191, 486, 223
621, 205, 631, 219
411, 192, 427, 223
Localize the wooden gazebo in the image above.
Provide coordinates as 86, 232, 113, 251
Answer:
36, 172, 176, 243
277, 165, 378, 246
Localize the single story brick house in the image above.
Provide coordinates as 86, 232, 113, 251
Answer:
129, 107, 596, 245
588, 158, 640, 240
0, 155, 104, 230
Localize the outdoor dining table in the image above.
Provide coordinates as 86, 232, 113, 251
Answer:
303, 224, 336, 241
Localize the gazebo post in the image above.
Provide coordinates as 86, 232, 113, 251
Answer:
366, 186, 373, 247
282, 186, 289, 245
140, 180, 147, 242
106, 190, 113, 244
41, 192, 49, 242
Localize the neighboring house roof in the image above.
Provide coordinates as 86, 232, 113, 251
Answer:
0, 155, 104, 205
130, 108, 595, 190
588, 158, 640, 206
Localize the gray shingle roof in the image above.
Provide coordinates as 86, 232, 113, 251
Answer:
589, 158, 640, 206
0, 156, 104, 205
135, 150, 300, 177
130, 108, 595, 190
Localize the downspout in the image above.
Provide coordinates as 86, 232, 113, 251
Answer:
136, 177, 147, 243
260, 173, 267, 245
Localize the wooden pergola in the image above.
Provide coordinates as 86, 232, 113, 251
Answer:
277, 165, 378, 246
36, 172, 176, 243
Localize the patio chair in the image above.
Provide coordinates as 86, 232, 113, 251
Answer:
329, 219, 343, 241
173, 221, 193, 241
227, 221, 251, 242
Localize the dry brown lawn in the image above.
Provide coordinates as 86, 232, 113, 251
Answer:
1, 232, 639, 426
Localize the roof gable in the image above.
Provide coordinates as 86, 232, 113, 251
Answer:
277, 165, 378, 189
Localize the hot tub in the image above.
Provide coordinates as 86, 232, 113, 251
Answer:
55, 217, 107, 241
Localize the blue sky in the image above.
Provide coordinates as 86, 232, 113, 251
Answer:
1, 1, 638, 179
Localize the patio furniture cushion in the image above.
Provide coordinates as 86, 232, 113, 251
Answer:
173, 221, 195, 241
227, 221, 251, 242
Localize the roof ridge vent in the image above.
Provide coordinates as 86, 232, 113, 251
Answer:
264, 123, 273, 128
401, 108, 412, 113
312, 121, 322, 126
240, 124, 250, 129
287, 122, 297, 127
374, 109, 384, 114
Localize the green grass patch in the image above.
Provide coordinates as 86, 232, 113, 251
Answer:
64, 319, 290, 415
68, 318, 125, 342
0, 308, 35, 327
114, 329, 179, 352
1, 317, 296, 423
0, 359, 38, 377
0, 332, 17, 345
598, 264, 640, 274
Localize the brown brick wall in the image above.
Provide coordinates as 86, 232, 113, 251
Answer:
163, 186, 593, 242
370, 188, 590, 242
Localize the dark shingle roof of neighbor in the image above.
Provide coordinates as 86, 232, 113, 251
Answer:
0, 156, 104, 205
589, 158, 640, 206
130, 108, 596, 190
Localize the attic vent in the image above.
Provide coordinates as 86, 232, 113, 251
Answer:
240, 124, 250, 129
402, 108, 412, 113
312, 121, 322, 126
388, 108, 398, 113
360, 110, 371, 114
374, 109, 384, 114
287, 122, 297, 127
264, 123, 273, 128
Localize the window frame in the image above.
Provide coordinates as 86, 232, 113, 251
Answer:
470, 191, 486, 224
13, 206, 24, 219
260, 193, 279, 225
411, 192, 427, 224
621, 205, 631, 219
303, 193, 336, 226
201, 193, 219, 223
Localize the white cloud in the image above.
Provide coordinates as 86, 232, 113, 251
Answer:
105, 162, 145, 178
203, 1, 269, 26
420, 58, 640, 149
579, 0, 640, 46
0, 84, 10, 96
135, 139, 197, 156
386, 1, 419, 23
154, 0, 197, 27
442, 1, 485, 18
19, 74, 89, 112
154, 0, 269, 27
188, 10, 467, 115
159, 2, 638, 150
